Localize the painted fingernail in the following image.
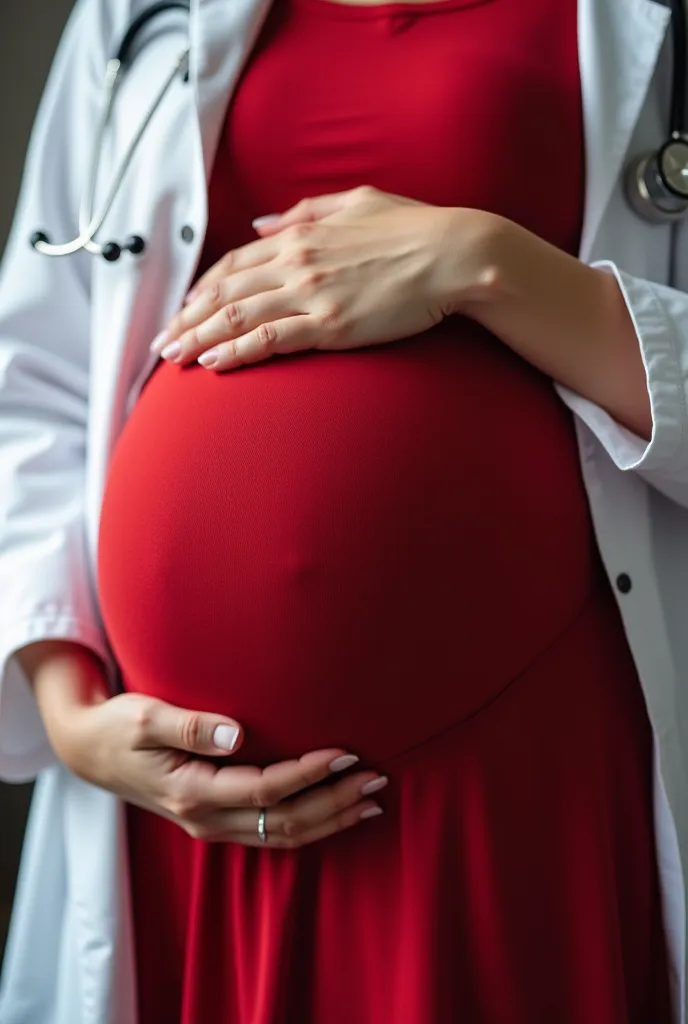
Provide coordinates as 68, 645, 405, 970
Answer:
328, 754, 360, 773
150, 330, 169, 354
360, 806, 384, 820
198, 349, 219, 368
361, 776, 388, 796
252, 214, 281, 229
213, 724, 239, 751
160, 341, 182, 361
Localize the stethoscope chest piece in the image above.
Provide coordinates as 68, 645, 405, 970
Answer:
625, 0, 688, 224
626, 137, 688, 224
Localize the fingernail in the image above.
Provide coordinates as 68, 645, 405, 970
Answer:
213, 724, 239, 751
361, 776, 388, 796
328, 754, 360, 773
360, 806, 384, 820
184, 287, 199, 306
198, 349, 219, 368
160, 341, 182, 361
150, 330, 169, 354
252, 214, 281, 229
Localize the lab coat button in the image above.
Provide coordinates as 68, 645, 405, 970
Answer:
616, 573, 632, 594
181, 225, 195, 242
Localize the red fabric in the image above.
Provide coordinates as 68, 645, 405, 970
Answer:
96, 0, 672, 1020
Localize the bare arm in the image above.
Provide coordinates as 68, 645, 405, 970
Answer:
13, 640, 386, 847
169, 189, 651, 442
14, 640, 110, 764
454, 215, 652, 441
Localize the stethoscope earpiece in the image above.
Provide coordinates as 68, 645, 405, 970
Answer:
102, 236, 146, 261
124, 235, 146, 255
30, 231, 147, 261
101, 242, 122, 262
29, 231, 50, 249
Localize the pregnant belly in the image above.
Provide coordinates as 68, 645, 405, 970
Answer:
96, 321, 597, 766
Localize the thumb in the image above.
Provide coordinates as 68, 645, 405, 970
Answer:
137, 698, 243, 756
252, 190, 351, 235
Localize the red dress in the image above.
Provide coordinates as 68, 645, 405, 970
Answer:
96, 0, 672, 1020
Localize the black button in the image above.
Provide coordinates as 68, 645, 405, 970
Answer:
181, 225, 195, 243
616, 573, 632, 594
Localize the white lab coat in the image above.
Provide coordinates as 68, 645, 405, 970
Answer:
0, 0, 687, 1020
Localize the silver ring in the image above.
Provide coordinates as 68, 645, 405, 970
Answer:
257, 807, 268, 844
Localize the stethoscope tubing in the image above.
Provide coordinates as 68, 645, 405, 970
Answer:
77, 49, 189, 255
115, 1, 190, 66
670, 0, 687, 141
31, 1, 190, 260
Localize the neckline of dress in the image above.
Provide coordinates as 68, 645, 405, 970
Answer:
287, 0, 487, 20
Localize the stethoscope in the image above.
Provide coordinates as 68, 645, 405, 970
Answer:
28, 0, 688, 262
30, 1, 190, 262
626, 0, 688, 223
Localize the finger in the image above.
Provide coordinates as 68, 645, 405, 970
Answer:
170, 291, 301, 366
251, 191, 354, 236
198, 748, 362, 810
225, 802, 385, 848
132, 697, 244, 757
187, 235, 282, 300
206, 770, 388, 835
162, 269, 283, 347
196, 313, 326, 372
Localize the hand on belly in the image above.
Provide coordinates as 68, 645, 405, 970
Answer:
152, 186, 490, 374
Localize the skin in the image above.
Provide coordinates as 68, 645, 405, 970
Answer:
18, 640, 386, 848
19, 2, 651, 851
156, 187, 651, 441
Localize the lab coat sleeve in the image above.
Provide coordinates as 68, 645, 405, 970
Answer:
0, 0, 119, 783
556, 260, 688, 509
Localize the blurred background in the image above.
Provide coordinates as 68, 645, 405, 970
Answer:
0, 0, 76, 963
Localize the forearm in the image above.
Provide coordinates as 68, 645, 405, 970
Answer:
455, 215, 652, 441
15, 640, 109, 744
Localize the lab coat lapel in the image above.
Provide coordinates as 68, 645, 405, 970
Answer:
122, 0, 274, 421
191, 0, 273, 183
578, 0, 671, 260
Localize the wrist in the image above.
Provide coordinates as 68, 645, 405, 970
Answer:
19, 641, 110, 769
436, 209, 517, 318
